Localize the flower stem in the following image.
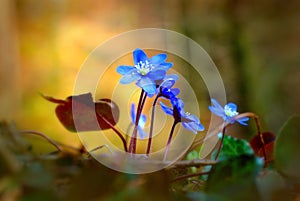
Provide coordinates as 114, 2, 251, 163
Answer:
233, 112, 267, 161
253, 115, 267, 162
213, 112, 267, 161
21, 130, 63, 152
146, 94, 160, 156
129, 90, 146, 154
214, 125, 226, 160
226, 112, 267, 162
95, 112, 128, 152
163, 120, 178, 161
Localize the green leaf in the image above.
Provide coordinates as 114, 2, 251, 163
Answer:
206, 154, 263, 201
186, 150, 199, 160
186, 150, 200, 174
212, 134, 254, 161
275, 115, 300, 178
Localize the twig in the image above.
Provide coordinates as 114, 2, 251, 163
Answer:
89, 144, 113, 155
170, 171, 211, 183
167, 159, 216, 169
54, 141, 83, 153
21, 130, 63, 152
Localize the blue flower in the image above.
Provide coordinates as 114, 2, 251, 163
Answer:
117, 48, 173, 96
208, 98, 249, 126
131, 103, 147, 139
157, 74, 180, 99
160, 98, 204, 134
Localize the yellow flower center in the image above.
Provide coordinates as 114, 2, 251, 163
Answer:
135, 60, 153, 76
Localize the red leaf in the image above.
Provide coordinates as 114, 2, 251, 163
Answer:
250, 132, 276, 161
42, 93, 119, 132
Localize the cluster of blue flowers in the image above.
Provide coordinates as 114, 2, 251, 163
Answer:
117, 48, 204, 136
116, 48, 248, 157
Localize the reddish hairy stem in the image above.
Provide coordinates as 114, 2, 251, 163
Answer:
163, 121, 178, 161
129, 90, 146, 154
214, 112, 267, 161
214, 126, 226, 160
232, 112, 266, 161
95, 112, 128, 152
146, 95, 160, 156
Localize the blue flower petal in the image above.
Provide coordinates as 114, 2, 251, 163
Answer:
165, 74, 178, 82
138, 114, 147, 138
236, 117, 249, 126
160, 102, 173, 116
209, 99, 226, 117
139, 114, 147, 128
138, 127, 148, 139
185, 114, 203, 127
182, 121, 196, 133
120, 70, 141, 84
161, 88, 172, 97
133, 48, 148, 65
130, 103, 147, 138
171, 88, 180, 96
239, 117, 249, 122
197, 123, 205, 131
182, 120, 203, 134
184, 114, 198, 122
150, 53, 167, 64
147, 69, 166, 81
211, 99, 225, 112
160, 74, 178, 88
208, 106, 225, 118
159, 62, 173, 70
172, 98, 185, 115
130, 103, 136, 123
136, 77, 156, 95
117, 65, 135, 75
161, 88, 180, 99
147, 92, 155, 98
226, 102, 238, 111
171, 98, 183, 108
160, 80, 174, 89
185, 115, 205, 131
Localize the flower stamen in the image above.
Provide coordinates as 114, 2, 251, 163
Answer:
224, 105, 239, 117
135, 60, 153, 76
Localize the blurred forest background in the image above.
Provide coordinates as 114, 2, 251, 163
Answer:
0, 0, 300, 150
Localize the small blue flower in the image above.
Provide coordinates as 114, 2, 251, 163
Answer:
158, 74, 180, 99
117, 48, 173, 96
208, 98, 249, 126
131, 103, 147, 139
160, 98, 204, 134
